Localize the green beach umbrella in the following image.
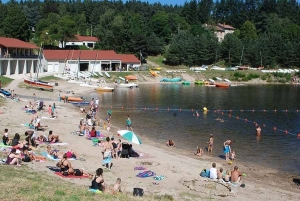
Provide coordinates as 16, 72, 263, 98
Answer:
117, 130, 142, 145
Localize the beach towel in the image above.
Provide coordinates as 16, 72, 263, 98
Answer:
55, 172, 90, 178
21, 123, 30, 127
41, 116, 57, 120
136, 170, 156, 178
154, 175, 165, 180
89, 189, 102, 193
134, 166, 147, 170
0, 143, 12, 148
41, 151, 75, 161
43, 142, 69, 146
136, 152, 153, 159
102, 156, 112, 165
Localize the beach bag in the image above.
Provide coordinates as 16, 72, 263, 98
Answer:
200, 169, 209, 178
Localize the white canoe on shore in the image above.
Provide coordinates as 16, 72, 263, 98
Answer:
79, 83, 99, 88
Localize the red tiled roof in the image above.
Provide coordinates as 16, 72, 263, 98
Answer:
118, 54, 140, 63
218, 23, 235, 30
44, 50, 140, 63
69, 35, 99, 42
0, 37, 39, 49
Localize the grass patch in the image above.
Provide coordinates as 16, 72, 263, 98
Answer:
0, 76, 14, 87
0, 162, 174, 201
147, 55, 166, 66
39, 75, 61, 81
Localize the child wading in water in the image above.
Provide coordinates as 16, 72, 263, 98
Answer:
207, 134, 214, 153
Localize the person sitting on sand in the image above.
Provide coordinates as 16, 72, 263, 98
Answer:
209, 163, 218, 179
90, 168, 106, 192
90, 127, 96, 138
22, 146, 35, 162
231, 166, 243, 184
194, 146, 203, 156
36, 135, 47, 142
48, 130, 60, 143
6, 148, 21, 166
56, 153, 74, 175
113, 178, 122, 194
223, 170, 231, 182
166, 139, 175, 147
25, 130, 37, 147
11, 133, 26, 150
230, 151, 236, 160
217, 168, 224, 181
2, 128, 10, 145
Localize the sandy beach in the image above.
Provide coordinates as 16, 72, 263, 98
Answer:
0, 74, 299, 201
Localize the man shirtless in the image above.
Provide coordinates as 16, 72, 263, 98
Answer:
231, 166, 242, 184
48, 130, 60, 143
102, 137, 113, 155
256, 125, 261, 136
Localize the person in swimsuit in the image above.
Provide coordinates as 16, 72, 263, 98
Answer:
126, 116, 133, 131
47, 145, 63, 159
22, 146, 35, 162
208, 134, 214, 152
57, 153, 74, 175
113, 178, 122, 194
223, 140, 233, 161
25, 130, 37, 147
166, 139, 175, 147
6, 148, 21, 166
48, 130, 60, 143
194, 146, 203, 156
90, 168, 106, 192
256, 125, 261, 136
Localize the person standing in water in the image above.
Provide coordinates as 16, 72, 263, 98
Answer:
256, 125, 261, 136
126, 115, 133, 131
223, 140, 233, 161
207, 134, 214, 153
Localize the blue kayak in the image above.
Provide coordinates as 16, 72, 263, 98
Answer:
0, 89, 11, 96
71, 101, 89, 106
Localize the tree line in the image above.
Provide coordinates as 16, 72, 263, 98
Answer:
1, 0, 300, 68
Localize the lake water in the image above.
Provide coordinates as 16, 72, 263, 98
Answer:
87, 84, 300, 173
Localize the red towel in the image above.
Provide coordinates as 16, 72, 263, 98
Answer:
54, 172, 90, 178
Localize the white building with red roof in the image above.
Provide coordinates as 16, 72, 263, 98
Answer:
43, 50, 140, 73
203, 23, 236, 42
0, 37, 40, 76
59, 35, 99, 49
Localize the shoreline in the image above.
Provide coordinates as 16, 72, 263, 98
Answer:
1, 76, 299, 200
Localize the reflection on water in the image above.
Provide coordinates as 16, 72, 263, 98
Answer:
88, 84, 300, 173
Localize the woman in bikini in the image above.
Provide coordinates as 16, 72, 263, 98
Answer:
194, 146, 203, 156
57, 153, 74, 175
47, 145, 63, 159
90, 168, 106, 192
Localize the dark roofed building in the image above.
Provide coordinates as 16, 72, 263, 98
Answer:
203, 23, 236, 42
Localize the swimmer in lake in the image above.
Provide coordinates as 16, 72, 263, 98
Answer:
193, 111, 200, 117
256, 125, 261, 136
215, 118, 225, 122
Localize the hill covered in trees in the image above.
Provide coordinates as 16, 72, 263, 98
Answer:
1, 0, 300, 68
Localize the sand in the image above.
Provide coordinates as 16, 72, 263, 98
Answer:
0, 75, 299, 201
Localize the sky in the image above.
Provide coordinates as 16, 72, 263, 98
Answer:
1, 0, 186, 6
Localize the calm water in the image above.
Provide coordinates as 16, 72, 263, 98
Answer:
87, 84, 300, 173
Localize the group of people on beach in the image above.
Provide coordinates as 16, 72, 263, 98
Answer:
1, 94, 127, 194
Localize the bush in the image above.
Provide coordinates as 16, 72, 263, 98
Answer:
261, 75, 267, 80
